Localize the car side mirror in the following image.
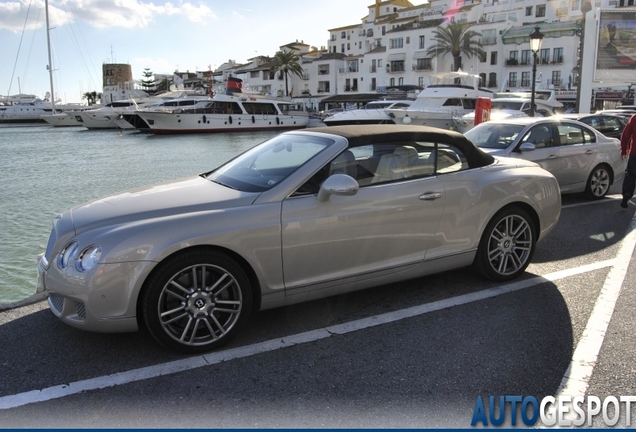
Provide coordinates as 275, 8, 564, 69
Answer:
317, 174, 359, 202
518, 142, 536, 152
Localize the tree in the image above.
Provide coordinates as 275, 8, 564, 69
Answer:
82, 91, 101, 106
154, 77, 170, 94
425, 21, 485, 72
140, 67, 156, 93
269, 50, 304, 97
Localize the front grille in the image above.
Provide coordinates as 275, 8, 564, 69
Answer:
75, 302, 86, 320
49, 293, 64, 314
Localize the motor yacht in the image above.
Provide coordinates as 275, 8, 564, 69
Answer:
385, 70, 493, 129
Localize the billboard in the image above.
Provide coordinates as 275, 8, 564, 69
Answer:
595, 9, 636, 82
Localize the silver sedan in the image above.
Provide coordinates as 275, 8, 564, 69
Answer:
37, 125, 561, 353
464, 117, 627, 199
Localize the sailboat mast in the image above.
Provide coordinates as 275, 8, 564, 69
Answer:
45, 0, 55, 108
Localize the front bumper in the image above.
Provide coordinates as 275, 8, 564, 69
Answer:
36, 253, 141, 333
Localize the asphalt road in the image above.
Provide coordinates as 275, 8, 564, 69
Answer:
1, 188, 635, 428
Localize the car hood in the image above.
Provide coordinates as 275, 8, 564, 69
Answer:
69, 176, 259, 235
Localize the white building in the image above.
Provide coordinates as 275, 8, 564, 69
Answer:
207, 0, 636, 112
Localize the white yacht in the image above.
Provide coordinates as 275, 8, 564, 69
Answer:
453, 90, 564, 133
73, 100, 144, 130
41, 104, 92, 127
323, 99, 414, 126
0, 97, 54, 124
136, 78, 309, 134
118, 93, 213, 131
385, 70, 493, 129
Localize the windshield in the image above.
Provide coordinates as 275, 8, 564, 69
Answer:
206, 134, 334, 192
464, 123, 525, 150
491, 101, 525, 111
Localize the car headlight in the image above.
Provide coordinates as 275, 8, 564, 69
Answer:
77, 245, 102, 272
58, 241, 79, 269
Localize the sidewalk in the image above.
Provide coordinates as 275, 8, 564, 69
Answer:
0, 292, 47, 311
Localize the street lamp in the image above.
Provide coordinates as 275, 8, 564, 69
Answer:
529, 26, 544, 117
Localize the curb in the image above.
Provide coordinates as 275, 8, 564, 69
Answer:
0, 292, 48, 312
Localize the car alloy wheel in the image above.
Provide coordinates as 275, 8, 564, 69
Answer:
141, 249, 252, 353
586, 165, 611, 199
473, 207, 536, 281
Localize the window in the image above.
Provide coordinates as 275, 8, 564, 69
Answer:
390, 38, 404, 49
297, 141, 469, 193
522, 125, 553, 149
416, 58, 432, 70
521, 71, 531, 87
482, 29, 497, 45
419, 35, 425, 49
557, 124, 596, 146
418, 76, 425, 87
540, 48, 550, 64
551, 71, 562, 87
490, 51, 498, 65
488, 72, 497, 88
406, 37, 410, 44
536, 4, 546, 17
389, 60, 405, 72
526, 6, 533, 16
479, 73, 487, 87
509, 72, 518, 87
553, 48, 564, 63
571, 0, 581, 10
521, 50, 531, 65
341, 31, 346, 39
341, 44, 345, 53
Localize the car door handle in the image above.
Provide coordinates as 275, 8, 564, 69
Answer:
585, 150, 595, 155
548, 155, 558, 159
419, 192, 442, 201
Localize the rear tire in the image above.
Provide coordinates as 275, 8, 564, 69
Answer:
473, 207, 536, 281
141, 249, 252, 354
585, 165, 611, 199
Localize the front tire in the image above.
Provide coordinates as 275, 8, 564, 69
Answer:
141, 249, 252, 354
473, 207, 536, 281
586, 165, 611, 199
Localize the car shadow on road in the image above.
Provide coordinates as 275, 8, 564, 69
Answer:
532, 194, 635, 263
0, 271, 574, 428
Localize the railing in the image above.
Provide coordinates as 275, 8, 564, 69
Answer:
318, 70, 330, 75
369, 66, 377, 73
412, 64, 432, 71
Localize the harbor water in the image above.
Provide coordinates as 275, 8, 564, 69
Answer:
0, 125, 282, 305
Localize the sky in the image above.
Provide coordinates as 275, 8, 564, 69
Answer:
0, 0, 427, 104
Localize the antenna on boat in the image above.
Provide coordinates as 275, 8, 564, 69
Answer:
45, 0, 55, 109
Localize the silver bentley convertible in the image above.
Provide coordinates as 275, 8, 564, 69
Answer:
37, 125, 561, 353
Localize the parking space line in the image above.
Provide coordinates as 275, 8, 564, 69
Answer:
0, 260, 616, 410
555, 213, 636, 398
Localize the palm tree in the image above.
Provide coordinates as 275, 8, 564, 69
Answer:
82, 91, 101, 106
425, 21, 486, 72
269, 50, 304, 97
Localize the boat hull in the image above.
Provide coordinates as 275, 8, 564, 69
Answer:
137, 112, 309, 134
323, 118, 396, 126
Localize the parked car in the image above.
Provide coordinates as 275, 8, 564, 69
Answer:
37, 125, 561, 353
595, 109, 636, 120
558, 113, 627, 138
464, 117, 626, 199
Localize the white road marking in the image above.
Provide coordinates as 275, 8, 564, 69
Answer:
0, 260, 616, 410
555, 213, 636, 397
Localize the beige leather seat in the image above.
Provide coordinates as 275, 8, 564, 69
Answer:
372, 146, 419, 183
